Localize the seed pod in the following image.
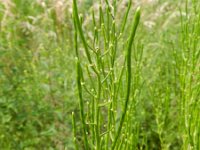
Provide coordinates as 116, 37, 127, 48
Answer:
112, 7, 141, 149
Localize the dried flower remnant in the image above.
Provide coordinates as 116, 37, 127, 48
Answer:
0, 0, 15, 26
53, 0, 67, 24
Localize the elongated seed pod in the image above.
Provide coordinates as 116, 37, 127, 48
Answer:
112, 7, 141, 149
76, 59, 89, 149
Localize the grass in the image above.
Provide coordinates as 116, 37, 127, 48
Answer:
0, 0, 199, 149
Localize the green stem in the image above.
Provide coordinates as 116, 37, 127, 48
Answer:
72, 112, 79, 150
76, 59, 90, 149
73, 0, 99, 75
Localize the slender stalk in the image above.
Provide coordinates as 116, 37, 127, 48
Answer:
72, 112, 79, 150
73, 0, 92, 64
76, 59, 89, 149
120, 0, 132, 36
73, 0, 99, 75
73, 1, 101, 147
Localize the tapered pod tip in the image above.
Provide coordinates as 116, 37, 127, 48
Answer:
136, 6, 141, 12
135, 6, 141, 21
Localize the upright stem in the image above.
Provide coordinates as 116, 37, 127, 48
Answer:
76, 60, 89, 149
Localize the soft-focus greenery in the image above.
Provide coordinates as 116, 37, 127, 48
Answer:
0, 0, 199, 149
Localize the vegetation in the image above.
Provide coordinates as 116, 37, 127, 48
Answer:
0, 0, 199, 149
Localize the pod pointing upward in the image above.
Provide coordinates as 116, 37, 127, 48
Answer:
112, 6, 141, 150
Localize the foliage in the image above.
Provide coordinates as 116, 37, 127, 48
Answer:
0, 0, 199, 149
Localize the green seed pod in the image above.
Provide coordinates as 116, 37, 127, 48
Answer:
112, 6, 141, 149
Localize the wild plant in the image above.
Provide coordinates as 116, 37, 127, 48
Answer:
72, 0, 142, 149
176, 1, 200, 149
